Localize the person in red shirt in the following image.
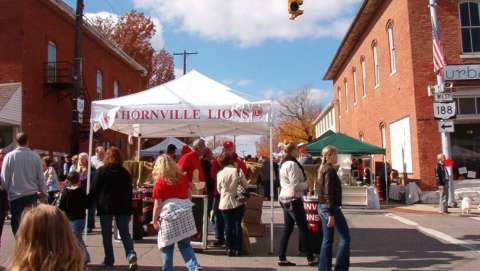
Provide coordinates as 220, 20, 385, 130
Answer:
150, 154, 201, 271
210, 141, 247, 246
177, 140, 206, 185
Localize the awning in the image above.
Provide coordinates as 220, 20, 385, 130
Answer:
0, 82, 22, 126
304, 130, 386, 155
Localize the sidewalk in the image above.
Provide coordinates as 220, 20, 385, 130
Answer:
384, 203, 480, 216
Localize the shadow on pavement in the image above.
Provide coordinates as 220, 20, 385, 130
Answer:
88, 265, 276, 271
350, 228, 467, 269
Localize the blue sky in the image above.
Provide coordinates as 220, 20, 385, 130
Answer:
65, 0, 362, 154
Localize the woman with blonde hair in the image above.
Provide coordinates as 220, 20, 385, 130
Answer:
8, 204, 86, 271
151, 154, 201, 271
278, 143, 318, 266
317, 145, 350, 271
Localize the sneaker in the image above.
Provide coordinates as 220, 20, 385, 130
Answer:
194, 266, 204, 271
102, 263, 114, 269
128, 254, 138, 271
307, 257, 319, 266
278, 260, 296, 266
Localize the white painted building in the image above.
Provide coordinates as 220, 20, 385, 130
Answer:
312, 102, 336, 138
0, 82, 22, 151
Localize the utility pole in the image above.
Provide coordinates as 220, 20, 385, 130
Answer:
71, 0, 83, 155
173, 49, 198, 75
428, 0, 455, 206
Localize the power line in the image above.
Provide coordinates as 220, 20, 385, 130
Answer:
173, 50, 198, 75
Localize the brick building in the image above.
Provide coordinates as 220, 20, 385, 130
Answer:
0, 0, 146, 156
323, 0, 480, 189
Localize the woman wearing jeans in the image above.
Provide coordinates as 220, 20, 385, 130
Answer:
317, 145, 350, 271
151, 154, 202, 271
277, 143, 318, 267
217, 153, 248, 257
92, 147, 137, 271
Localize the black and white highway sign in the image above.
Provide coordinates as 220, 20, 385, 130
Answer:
433, 102, 456, 120
438, 120, 454, 133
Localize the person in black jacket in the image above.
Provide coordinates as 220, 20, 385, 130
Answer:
317, 145, 350, 271
436, 153, 449, 214
92, 147, 137, 271
58, 171, 90, 263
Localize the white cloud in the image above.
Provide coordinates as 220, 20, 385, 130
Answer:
85, 11, 165, 50
237, 79, 253, 87
223, 79, 234, 86
133, 0, 361, 47
309, 88, 330, 102
263, 88, 330, 105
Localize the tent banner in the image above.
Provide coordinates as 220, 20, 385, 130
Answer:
92, 103, 272, 130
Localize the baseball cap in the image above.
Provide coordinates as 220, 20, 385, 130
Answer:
223, 141, 235, 149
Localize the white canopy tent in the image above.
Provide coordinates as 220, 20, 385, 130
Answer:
87, 70, 276, 252
140, 137, 186, 157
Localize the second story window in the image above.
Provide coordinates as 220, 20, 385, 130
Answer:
344, 79, 349, 112
352, 68, 358, 104
47, 41, 56, 83
96, 70, 103, 100
338, 88, 342, 116
387, 21, 397, 73
460, 1, 480, 53
361, 57, 367, 97
113, 80, 119, 98
372, 41, 380, 87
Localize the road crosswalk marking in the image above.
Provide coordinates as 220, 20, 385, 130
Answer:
386, 213, 480, 254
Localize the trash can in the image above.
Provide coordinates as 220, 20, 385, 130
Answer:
299, 196, 322, 254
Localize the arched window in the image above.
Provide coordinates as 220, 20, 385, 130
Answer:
344, 79, 349, 112
113, 80, 119, 98
459, 1, 480, 53
386, 21, 396, 73
360, 56, 367, 97
372, 41, 380, 87
380, 122, 387, 148
96, 70, 103, 100
352, 67, 358, 104
337, 87, 342, 116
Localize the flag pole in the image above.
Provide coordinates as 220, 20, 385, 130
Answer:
428, 0, 454, 205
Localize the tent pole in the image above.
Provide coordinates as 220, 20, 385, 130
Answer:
137, 135, 141, 161
84, 120, 94, 240
384, 155, 389, 205
269, 126, 274, 254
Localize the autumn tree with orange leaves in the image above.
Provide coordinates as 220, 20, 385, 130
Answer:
256, 88, 321, 157
88, 11, 175, 88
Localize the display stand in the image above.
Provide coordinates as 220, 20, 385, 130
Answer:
190, 195, 209, 250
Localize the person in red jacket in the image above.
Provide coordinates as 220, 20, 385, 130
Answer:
177, 139, 206, 189
210, 141, 247, 246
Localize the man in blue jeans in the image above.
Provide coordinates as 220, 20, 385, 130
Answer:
1, 133, 46, 236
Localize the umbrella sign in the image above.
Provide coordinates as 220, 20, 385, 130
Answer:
433, 102, 456, 120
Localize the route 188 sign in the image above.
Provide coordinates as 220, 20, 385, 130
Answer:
433, 102, 456, 120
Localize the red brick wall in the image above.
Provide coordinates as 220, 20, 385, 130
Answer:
1, 0, 144, 156
0, 0, 24, 83
331, 0, 480, 189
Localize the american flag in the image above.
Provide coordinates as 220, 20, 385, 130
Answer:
432, 11, 447, 74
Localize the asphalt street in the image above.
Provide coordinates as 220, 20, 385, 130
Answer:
1, 204, 479, 270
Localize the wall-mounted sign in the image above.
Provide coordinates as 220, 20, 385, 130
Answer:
444, 64, 480, 81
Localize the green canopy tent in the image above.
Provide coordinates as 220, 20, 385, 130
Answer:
303, 130, 386, 155
303, 130, 388, 203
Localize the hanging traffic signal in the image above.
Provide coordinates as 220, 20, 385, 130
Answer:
288, 0, 304, 20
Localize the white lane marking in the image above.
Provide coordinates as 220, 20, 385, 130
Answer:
385, 213, 419, 226
470, 217, 480, 222
385, 213, 480, 254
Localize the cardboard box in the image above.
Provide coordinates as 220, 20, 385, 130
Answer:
243, 222, 265, 238
243, 208, 262, 224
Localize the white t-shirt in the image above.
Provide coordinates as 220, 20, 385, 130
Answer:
91, 156, 104, 169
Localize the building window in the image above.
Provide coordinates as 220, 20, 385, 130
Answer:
338, 88, 341, 116
96, 70, 103, 100
387, 21, 397, 73
361, 57, 367, 97
344, 80, 349, 112
380, 124, 387, 148
372, 41, 380, 87
352, 68, 358, 104
47, 41, 56, 83
113, 80, 119, 98
459, 1, 480, 53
